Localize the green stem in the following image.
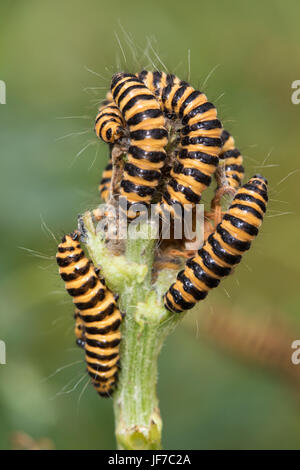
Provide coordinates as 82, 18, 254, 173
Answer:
81, 212, 183, 450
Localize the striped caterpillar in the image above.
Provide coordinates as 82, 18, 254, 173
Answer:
164, 175, 268, 313
56, 232, 122, 397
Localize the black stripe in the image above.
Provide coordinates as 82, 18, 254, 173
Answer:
166, 74, 175, 86
171, 85, 188, 109
252, 174, 268, 185
130, 128, 168, 141
152, 71, 162, 91
85, 318, 121, 335
186, 259, 220, 288
60, 261, 90, 281
80, 303, 115, 323
87, 370, 111, 382
85, 350, 118, 361
100, 177, 111, 185
117, 84, 149, 105
208, 235, 242, 265
161, 192, 185, 212
229, 174, 241, 184
58, 245, 76, 253
251, 179, 268, 193
220, 130, 230, 145
181, 135, 221, 147
168, 179, 201, 204
105, 128, 112, 141
181, 119, 222, 136
173, 161, 211, 186
121, 179, 155, 197
177, 271, 207, 301
96, 111, 122, 123
86, 361, 115, 373
179, 149, 218, 166
199, 248, 231, 277
56, 250, 84, 267
162, 84, 172, 105
67, 276, 98, 297
225, 164, 244, 173
130, 145, 165, 163
182, 102, 215, 125
242, 183, 268, 202
217, 225, 250, 252
125, 162, 160, 181
230, 203, 263, 220
220, 149, 241, 159
178, 90, 202, 118
86, 337, 121, 349
138, 70, 148, 81
127, 108, 162, 126
74, 288, 106, 310
233, 193, 266, 213
122, 94, 155, 114
223, 214, 258, 236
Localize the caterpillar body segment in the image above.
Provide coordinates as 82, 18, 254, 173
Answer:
56, 232, 122, 397
219, 130, 244, 188
95, 99, 126, 144
163, 175, 268, 313
111, 72, 168, 219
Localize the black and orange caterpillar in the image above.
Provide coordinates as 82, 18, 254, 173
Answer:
110, 72, 168, 219
135, 70, 222, 218
164, 175, 268, 313
56, 232, 122, 397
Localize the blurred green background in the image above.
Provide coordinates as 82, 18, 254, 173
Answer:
1, 0, 300, 450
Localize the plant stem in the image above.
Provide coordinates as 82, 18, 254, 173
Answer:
81, 212, 182, 450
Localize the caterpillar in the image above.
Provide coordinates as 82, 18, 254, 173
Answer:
56, 232, 122, 397
110, 72, 168, 219
99, 154, 113, 202
218, 129, 244, 189
94, 97, 125, 144
164, 175, 268, 313
136, 70, 223, 218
